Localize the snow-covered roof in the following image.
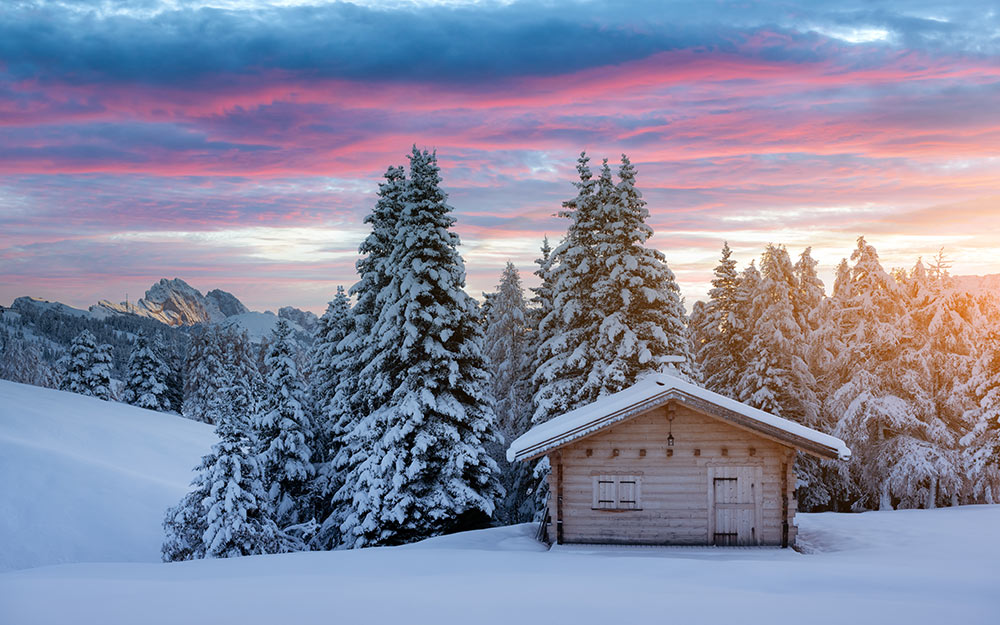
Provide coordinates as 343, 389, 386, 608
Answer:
507, 373, 851, 462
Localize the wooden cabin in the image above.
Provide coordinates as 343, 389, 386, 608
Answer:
507, 374, 850, 548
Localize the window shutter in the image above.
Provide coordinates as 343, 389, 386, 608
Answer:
593, 476, 617, 509
592, 475, 642, 510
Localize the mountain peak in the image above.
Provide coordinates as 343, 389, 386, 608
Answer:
90, 278, 249, 326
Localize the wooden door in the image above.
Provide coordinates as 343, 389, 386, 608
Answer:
708, 466, 761, 546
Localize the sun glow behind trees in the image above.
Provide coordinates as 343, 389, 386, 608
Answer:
693, 238, 1000, 510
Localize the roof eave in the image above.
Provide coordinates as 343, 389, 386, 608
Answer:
511, 389, 847, 462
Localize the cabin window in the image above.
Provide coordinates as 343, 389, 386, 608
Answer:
592, 475, 642, 510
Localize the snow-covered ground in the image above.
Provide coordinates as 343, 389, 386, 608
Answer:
1, 381, 997, 624
0, 380, 214, 571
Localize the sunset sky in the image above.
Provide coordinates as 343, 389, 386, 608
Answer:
2, 0, 999, 314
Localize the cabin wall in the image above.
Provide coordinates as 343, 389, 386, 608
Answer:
546, 404, 798, 546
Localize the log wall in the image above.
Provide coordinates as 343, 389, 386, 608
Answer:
546, 402, 798, 546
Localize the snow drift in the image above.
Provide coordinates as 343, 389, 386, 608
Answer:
0, 380, 214, 571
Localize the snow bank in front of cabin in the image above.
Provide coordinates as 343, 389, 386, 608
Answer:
1, 506, 998, 625
0, 381, 215, 571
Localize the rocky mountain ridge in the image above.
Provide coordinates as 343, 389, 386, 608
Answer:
7, 278, 319, 343
91, 278, 250, 326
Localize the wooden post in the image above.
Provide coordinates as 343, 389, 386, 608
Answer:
781, 460, 789, 549
555, 451, 564, 545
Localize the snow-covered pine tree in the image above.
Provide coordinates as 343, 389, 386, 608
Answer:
813, 258, 853, 420
308, 287, 353, 549
123, 331, 172, 412
339, 147, 502, 548
532, 152, 601, 425
0, 333, 59, 389
695, 242, 742, 398
323, 165, 406, 549
483, 262, 534, 523
522, 236, 558, 519
163, 368, 276, 562
202, 416, 282, 558
534, 154, 697, 426
960, 330, 1000, 503
162, 450, 215, 561
730, 260, 760, 405
592, 154, 698, 385
893, 255, 976, 507
738, 244, 819, 425
792, 247, 825, 353
220, 329, 262, 435
527, 237, 556, 410
530, 153, 701, 518
803, 256, 859, 511
788, 247, 833, 510
828, 236, 926, 510
736, 245, 823, 510
255, 318, 315, 529
182, 327, 227, 424
61, 329, 113, 400
162, 345, 185, 417
311, 286, 352, 460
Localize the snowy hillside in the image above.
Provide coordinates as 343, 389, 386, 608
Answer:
0, 381, 215, 571
1, 506, 998, 624
1, 380, 997, 624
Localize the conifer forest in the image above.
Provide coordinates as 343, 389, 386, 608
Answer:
3, 147, 997, 560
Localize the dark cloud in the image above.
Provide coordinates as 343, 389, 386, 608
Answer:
5, 1, 995, 88
0, 1, 727, 86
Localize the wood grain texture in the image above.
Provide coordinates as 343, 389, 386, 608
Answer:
546, 403, 800, 546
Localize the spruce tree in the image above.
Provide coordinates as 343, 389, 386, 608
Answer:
591, 154, 697, 385
202, 417, 282, 558
787, 247, 831, 510
324, 166, 406, 548
534, 154, 697, 423
731, 261, 761, 406
523, 237, 558, 519
164, 387, 279, 561
696, 242, 741, 398
813, 258, 853, 428
737, 244, 818, 425
483, 262, 534, 523
310, 286, 352, 457
221, 329, 263, 436
123, 331, 172, 412
894, 257, 974, 507
530, 153, 701, 519
960, 330, 1000, 503
0, 334, 59, 389
255, 318, 316, 528
828, 237, 917, 510
792, 247, 825, 336
527, 237, 556, 414
61, 329, 113, 400
182, 327, 227, 424
532, 152, 601, 424
339, 147, 502, 548
308, 286, 353, 547
162, 451, 215, 561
